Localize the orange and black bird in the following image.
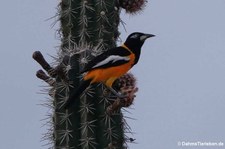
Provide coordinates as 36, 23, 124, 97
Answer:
65, 32, 155, 109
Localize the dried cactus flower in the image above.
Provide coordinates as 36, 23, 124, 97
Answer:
119, 74, 138, 102
121, 86, 138, 107
108, 73, 138, 114
115, 73, 136, 90
119, 0, 147, 14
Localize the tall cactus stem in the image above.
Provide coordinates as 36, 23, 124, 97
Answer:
33, 0, 148, 148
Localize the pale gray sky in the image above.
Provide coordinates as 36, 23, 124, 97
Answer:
0, 0, 225, 149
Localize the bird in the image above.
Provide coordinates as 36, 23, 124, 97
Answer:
64, 32, 155, 109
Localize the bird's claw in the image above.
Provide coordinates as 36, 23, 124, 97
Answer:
116, 92, 127, 98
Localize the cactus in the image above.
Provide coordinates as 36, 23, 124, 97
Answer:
33, 0, 146, 148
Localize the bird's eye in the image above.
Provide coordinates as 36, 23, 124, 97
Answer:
130, 34, 139, 39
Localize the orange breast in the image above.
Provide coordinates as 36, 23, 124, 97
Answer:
83, 54, 135, 85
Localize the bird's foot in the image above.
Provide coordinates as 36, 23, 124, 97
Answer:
107, 86, 127, 98
115, 92, 127, 98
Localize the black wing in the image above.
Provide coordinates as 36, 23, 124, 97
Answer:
81, 46, 131, 73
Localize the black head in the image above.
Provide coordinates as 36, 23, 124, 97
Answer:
124, 32, 155, 51
124, 32, 155, 65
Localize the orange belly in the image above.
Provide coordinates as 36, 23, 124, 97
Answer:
83, 54, 135, 86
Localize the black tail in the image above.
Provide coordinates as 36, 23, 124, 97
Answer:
64, 79, 91, 109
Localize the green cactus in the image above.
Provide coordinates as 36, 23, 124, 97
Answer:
33, 0, 146, 148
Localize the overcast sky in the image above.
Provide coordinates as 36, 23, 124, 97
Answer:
1, 0, 225, 149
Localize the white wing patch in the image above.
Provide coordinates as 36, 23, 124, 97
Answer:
93, 55, 130, 68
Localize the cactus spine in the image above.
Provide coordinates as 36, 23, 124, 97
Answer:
33, 0, 146, 148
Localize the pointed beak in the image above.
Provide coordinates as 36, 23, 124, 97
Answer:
140, 33, 155, 41
145, 34, 155, 38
